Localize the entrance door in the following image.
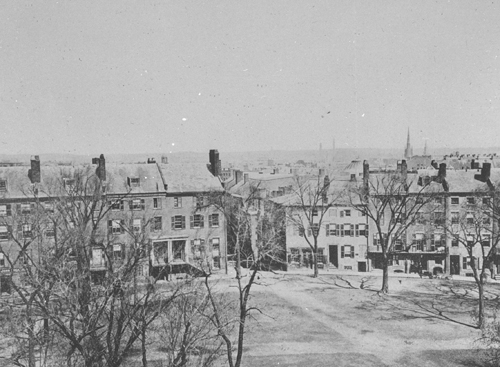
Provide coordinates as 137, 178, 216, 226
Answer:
329, 245, 338, 268
450, 255, 460, 275
358, 262, 367, 272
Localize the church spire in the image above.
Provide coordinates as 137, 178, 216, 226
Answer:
404, 128, 413, 159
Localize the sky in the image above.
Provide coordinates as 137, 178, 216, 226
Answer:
1, 0, 500, 155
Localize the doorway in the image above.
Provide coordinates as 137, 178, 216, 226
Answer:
329, 245, 338, 268
450, 255, 460, 275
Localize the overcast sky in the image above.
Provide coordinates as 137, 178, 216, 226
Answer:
1, 1, 500, 155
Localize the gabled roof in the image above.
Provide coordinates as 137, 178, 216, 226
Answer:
157, 163, 223, 193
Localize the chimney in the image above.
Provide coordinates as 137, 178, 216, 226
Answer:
161, 156, 168, 164
475, 162, 494, 190
471, 159, 475, 169
438, 163, 446, 178
95, 154, 106, 181
147, 158, 156, 164
401, 160, 407, 181
363, 160, 369, 194
28, 155, 41, 184
209, 149, 221, 177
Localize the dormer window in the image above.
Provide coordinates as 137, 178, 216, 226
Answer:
0, 179, 7, 192
127, 177, 140, 188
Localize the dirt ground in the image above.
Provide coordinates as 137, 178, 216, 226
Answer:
232, 271, 500, 367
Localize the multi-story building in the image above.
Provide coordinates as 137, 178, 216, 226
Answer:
364, 159, 500, 276
0, 154, 226, 292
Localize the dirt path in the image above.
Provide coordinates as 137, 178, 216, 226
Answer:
242, 275, 483, 367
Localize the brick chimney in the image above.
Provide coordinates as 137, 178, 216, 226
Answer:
475, 162, 494, 190
94, 154, 106, 181
209, 149, 221, 177
28, 155, 41, 183
362, 160, 369, 195
401, 160, 407, 181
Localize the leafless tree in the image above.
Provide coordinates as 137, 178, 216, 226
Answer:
446, 191, 500, 328
204, 190, 285, 367
348, 165, 441, 293
286, 174, 341, 277
0, 166, 179, 367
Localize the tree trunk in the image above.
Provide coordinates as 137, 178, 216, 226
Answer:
381, 253, 389, 294
477, 280, 484, 328
313, 252, 318, 278
141, 325, 148, 367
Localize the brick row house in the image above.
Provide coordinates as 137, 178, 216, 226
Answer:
364, 159, 500, 277
0, 154, 226, 292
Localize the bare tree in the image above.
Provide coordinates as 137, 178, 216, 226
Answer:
286, 174, 341, 277
348, 161, 441, 293
204, 190, 285, 367
0, 166, 180, 367
446, 191, 500, 328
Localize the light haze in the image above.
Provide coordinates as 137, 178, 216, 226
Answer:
1, 1, 499, 155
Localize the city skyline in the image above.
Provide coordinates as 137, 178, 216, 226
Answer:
2, 1, 500, 155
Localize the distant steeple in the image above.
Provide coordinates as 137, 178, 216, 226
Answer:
404, 128, 413, 159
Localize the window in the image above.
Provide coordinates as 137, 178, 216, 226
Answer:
209, 213, 220, 228
356, 224, 368, 237
451, 197, 459, 205
310, 223, 319, 236
433, 212, 444, 226
174, 197, 182, 208
341, 245, 354, 258
358, 210, 366, 217
0, 226, 9, 241
482, 234, 491, 247
342, 224, 354, 237
190, 214, 204, 228
109, 200, 124, 211
18, 203, 32, 215
326, 223, 338, 236
431, 233, 445, 248
452, 236, 459, 247
132, 219, 141, 233
0, 253, 6, 267
466, 212, 474, 225
298, 226, 305, 237
466, 235, 474, 247
289, 248, 300, 263
45, 223, 55, 238
344, 210, 351, 217
191, 239, 205, 259
111, 244, 124, 261
91, 248, 105, 267
129, 199, 145, 210
0, 180, 7, 192
413, 233, 425, 251
483, 197, 491, 206
171, 215, 186, 230
127, 177, 140, 187
18, 223, 32, 239
172, 240, 185, 261
108, 220, 124, 235
211, 238, 220, 256
153, 198, 161, 209
451, 212, 459, 224
153, 241, 168, 264
312, 208, 318, 217
153, 216, 162, 231
467, 197, 475, 205
463, 257, 469, 270
44, 202, 54, 213
0, 204, 12, 217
